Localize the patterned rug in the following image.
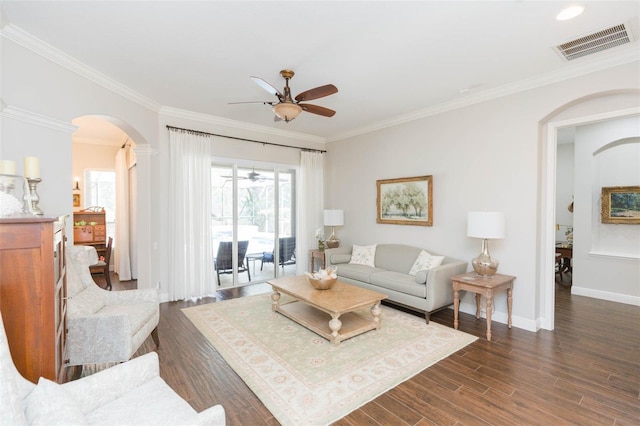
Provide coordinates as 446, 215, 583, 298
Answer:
182, 293, 477, 426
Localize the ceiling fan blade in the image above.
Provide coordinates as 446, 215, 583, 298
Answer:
295, 84, 338, 102
250, 76, 284, 100
228, 101, 275, 105
300, 103, 336, 117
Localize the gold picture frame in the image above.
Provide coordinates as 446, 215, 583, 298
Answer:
73, 193, 81, 207
601, 186, 640, 224
377, 175, 433, 226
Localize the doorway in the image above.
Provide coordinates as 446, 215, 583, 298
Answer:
72, 115, 138, 282
541, 100, 640, 331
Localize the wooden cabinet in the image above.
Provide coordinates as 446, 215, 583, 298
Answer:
73, 209, 106, 258
0, 216, 68, 383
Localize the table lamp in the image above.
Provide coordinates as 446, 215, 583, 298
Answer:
324, 209, 344, 248
467, 211, 505, 277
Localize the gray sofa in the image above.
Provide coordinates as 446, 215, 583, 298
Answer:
325, 244, 467, 322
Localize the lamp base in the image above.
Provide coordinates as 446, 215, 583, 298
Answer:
326, 227, 340, 248
326, 238, 340, 249
472, 239, 499, 277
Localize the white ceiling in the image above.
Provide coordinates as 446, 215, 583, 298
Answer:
2, 1, 639, 142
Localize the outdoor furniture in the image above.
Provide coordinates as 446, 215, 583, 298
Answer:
261, 237, 296, 271
215, 240, 251, 283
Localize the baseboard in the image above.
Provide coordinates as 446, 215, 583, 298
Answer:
571, 286, 640, 306
454, 302, 538, 332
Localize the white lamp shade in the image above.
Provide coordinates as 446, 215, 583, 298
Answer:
467, 212, 505, 239
324, 209, 344, 226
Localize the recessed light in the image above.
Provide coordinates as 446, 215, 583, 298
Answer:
556, 5, 584, 21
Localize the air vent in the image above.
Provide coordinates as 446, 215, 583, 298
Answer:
555, 23, 634, 61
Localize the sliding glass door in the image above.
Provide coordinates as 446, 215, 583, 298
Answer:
212, 163, 296, 287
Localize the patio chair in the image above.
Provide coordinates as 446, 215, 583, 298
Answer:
215, 240, 251, 283
261, 237, 296, 270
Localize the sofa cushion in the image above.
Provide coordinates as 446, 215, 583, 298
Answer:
68, 287, 105, 317
84, 377, 196, 426
408, 250, 445, 276
98, 302, 158, 335
349, 244, 377, 267
337, 263, 385, 283
373, 244, 422, 274
66, 256, 86, 298
329, 253, 352, 265
24, 377, 87, 425
370, 271, 426, 298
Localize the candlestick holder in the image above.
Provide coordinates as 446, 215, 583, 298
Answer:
25, 178, 43, 215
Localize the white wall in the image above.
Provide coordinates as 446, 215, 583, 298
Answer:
2, 30, 639, 328
555, 142, 574, 242
325, 63, 640, 331
572, 116, 640, 303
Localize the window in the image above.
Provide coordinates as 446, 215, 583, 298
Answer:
84, 170, 116, 242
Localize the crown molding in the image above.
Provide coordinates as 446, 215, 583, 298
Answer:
1, 24, 161, 113
134, 143, 159, 156
0, 104, 77, 134
159, 106, 326, 144
327, 47, 640, 142
3, 21, 637, 145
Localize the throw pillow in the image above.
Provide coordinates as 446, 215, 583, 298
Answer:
24, 377, 87, 425
349, 244, 377, 267
408, 250, 445, 276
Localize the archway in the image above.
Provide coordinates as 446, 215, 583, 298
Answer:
72, 115, 145, 283
538, 90, 640, 330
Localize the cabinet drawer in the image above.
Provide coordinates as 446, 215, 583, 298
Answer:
73, 226, 93, 243
93, 225, 106, 238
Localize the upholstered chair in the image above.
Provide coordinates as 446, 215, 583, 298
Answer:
0, 313, 226, 425
66, 245, 159, 365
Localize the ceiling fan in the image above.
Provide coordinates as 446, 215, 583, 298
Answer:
231, 69, 338, 122
222, 167, 271, 182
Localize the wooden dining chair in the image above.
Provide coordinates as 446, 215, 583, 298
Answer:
90, 236, 113, 290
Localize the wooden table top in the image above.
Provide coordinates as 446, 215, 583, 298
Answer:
268, 275, 388, 314
451, 273, 516, 288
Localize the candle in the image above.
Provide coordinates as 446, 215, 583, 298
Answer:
24, 157, 40, 179
0, 160, 16, 175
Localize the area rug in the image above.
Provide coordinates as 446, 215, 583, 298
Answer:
182, 293, 477, 426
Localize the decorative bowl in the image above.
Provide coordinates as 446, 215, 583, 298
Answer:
307, 276, 337, 290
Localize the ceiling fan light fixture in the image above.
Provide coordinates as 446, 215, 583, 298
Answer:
273, 102, 302, 122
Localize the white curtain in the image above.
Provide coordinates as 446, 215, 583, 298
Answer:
114, 147, 132, 280
168, 129, 214, 300
296, 151, 324, 275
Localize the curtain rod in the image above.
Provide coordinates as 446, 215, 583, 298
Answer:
166, 125, 326, 153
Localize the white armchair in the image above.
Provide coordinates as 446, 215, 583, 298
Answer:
0, 314, 226, 425
66, 245, 159, 365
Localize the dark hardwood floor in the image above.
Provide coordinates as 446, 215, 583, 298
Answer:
107, 272, 640, 425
